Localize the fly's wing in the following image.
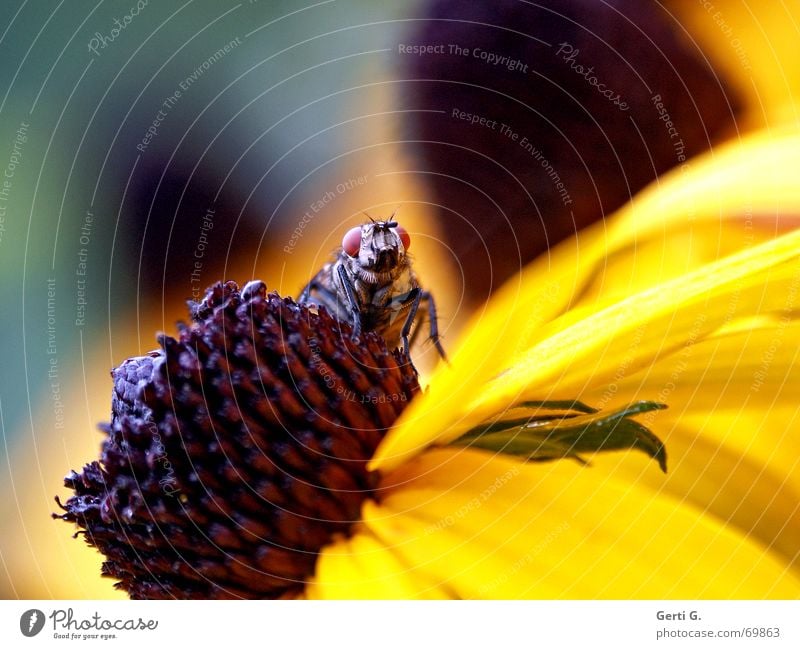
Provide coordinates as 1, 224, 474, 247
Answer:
386, 286, 419, 324
298, 260, 350, 322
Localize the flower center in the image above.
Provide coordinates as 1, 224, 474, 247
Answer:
56, 280, 419, 599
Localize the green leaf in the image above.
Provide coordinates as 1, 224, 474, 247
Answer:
514, 399, 598, 414
450, 400, 668, 472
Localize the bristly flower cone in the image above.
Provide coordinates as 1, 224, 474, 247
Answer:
55, 280, 420, 599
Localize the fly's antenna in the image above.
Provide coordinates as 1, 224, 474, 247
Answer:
362, 210, 376, 224
385, 207, 400, 228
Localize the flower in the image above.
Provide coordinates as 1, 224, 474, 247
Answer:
56, 280, 419, 598
59, 125, 800, 599
47, 0, 800, 599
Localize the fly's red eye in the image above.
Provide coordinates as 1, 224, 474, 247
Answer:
342, 226, 362, 256
397, 225, 411, 250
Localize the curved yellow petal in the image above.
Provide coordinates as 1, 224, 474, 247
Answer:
367, 449, 799, 598
596, 320, 800, 420
607, 126, 800, 250
496, 239, 800, 401
669, 1, 800, 128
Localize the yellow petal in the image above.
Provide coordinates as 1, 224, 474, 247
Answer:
596, 319, 800, 419
669, 1, 800, 128
606, 126, 800, 252
474, 234, 800, 418
366, 449, 799, 598
308, 530, 450, 599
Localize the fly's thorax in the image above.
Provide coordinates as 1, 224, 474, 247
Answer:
367, 266, 418, 306
357, 265, 420, 346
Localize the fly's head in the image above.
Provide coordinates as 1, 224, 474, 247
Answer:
341, 219, 411, 284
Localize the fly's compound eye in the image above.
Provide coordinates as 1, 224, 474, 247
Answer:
342, 226, 362, 256
396, 225, 411, 250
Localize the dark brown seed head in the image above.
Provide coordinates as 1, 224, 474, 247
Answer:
55, 280, 419, 599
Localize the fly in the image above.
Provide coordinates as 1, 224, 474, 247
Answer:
298, 215, 447, 371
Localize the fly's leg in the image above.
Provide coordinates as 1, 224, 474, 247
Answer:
397, 289, 422, 375
399, 289, 422, 360
420, 291, 448, 363
336, 264, 362, 338
407, 317, 425, 349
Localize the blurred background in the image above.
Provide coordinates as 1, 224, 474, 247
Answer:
0, 0, 795, 597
